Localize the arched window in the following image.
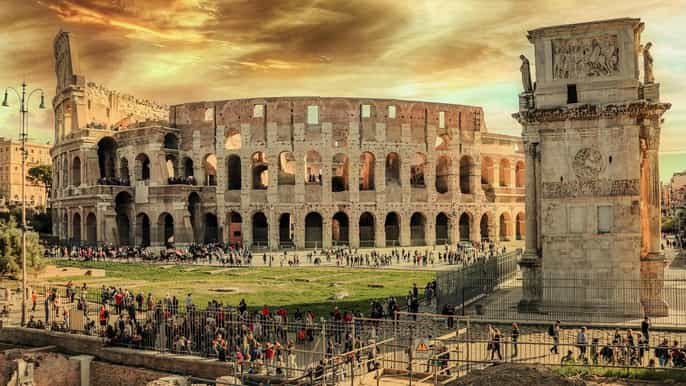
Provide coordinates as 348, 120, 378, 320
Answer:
203, 154, 217, 186
251, 152, 268, 189
359, 152, 375, 191
459, 213, 471, 241
225, 128, 241, 150
97, 137, 117, 178
332, 153, 349, 192
71, 156, 81, 186
410, 153, 426, 188
227, 155, 241, 190
385, 152, 400, 186
305, 150, 322, 185
252, 212, 268, 247
410, 212, 426, 246
333, 212, 350, 246
435, 156, 450, 193
163, 133, 179, 149
278, 152, 296, 185
158, 212, 175, 247
135, 153, 151, 181
385, 212, 400, 246
436, 212, 449, 244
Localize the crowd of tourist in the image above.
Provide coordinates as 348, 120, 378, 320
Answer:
167, 176, 196, 185
97, 177, 130, 186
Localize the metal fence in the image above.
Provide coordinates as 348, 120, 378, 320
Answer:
435, 250, 521, 313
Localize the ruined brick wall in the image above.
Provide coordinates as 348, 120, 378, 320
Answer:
91, 361, 173, 386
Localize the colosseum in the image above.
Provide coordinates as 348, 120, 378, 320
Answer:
50, 31, 525, 250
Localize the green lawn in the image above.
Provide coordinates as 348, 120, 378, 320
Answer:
45, 261, 435, 317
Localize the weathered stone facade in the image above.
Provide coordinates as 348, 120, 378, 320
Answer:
50, 31, 524, 250
514, 18, 670, 315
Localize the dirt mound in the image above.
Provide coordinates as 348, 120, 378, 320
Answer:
448, 364, 584, 386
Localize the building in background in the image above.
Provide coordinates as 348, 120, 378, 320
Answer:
0, 136, 51, 209
50, 30, 525, 248
670, 171, 686, 212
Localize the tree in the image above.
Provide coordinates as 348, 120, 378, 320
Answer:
27, 164, 52, 209
0, 218, 42, 276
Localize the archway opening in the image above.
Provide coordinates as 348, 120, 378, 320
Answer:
279, 213, 293, 246
71, 157, 81, 186
204, 213, 219, 243
225, 128, 241, 150
305, 150, 322, 184
305, 212, 323, 248
359, 212, 374, 247
436, 212, 449, 245
332, 212, 349, 246
227, 155, 241, 190
332, 154, 349, 192
385, 152, 400, 186
135, 153, 151, 181
278, 152, 296, 185
410, 212, 426, 246
183, 157, 194, 180
136, 213, 151, 247
515, 161, 525, 188
97, 137, 117, 178
499, 212, 511, 241
384, 212, 400, 246
227, 212, 242, 247
86, 213, 97, 245
163, 133, 179, 149
499, 159, 511, 187
251, 152, 268, 190
252, 212, 268, 247
516, 212, 525, 240
115, 191, 133, 245
410, 153, 426, 188
459, 213, 471, 242
359, 152, 375, 191
460, 156, 474, 194
72, 212, 81, 245
159, 213, 174, 247
435, 156, 450, 193
203, 154, 217, 186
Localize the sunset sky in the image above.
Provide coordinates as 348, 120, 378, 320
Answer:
0, 0, 684, 178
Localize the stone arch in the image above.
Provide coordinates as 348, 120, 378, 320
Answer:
163, 133, 179, 149
71, 156, 81, 186
305, 150, 322, 184
384, 212, 401, 246
279, 213, 293, 246
72, 212, 81, 244
332, 153, 349, 192
204, 212, 219, 243
85, 212, 97, 245
203, 153, 217, 186
359, 152, 375, 191
182, 157, 194, 179
227, 211, 242, 246
459, 155, 474, 194
436, 212, 449, 244
278, 151, 296, 185
385, 152, 400, 186
136, 212, 151, 247
188, 192, 202, 243
515, 160, 525, 188
333, 211, 350, 245
225, 128, 241, 150
359, 212, 375, 247
135, 153, 151, 181
251, 151, 268, 189
481, 156, 494, 186
435, 156, 451, 193
499, 211, 512, 241
227, 154, 241, 190
158, 212, 175, 247
516, 211, 525, 240
114, 191, 133, 245
499, 158, 511, 187
252, 212, 268, 247
410, 212, 426, 246
480, 212, 494, 241
97, 136, 117, 178
410, 152, 426, 188
305, 212, 323, 248
459, 212, 472, 241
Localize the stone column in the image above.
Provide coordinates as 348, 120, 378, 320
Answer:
400, 212, 410, 247
268, 209, 278, 251
518, 141, 542, 311
323, 214, 332, 249
426, 215, 436, 246
243, 211, 253, 248
375, 213, 386, 248
640, 127, 668, 316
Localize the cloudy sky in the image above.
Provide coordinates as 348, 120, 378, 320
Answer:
0, 0, 684, 173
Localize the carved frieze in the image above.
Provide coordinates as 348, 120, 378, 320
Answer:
513, 102, 671, 124
552, 35, 619, 80
572, 148, 606, 180
542, 178, 639, 199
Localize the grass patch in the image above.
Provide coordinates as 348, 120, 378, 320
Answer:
554, 365, 686, 382
45, 261, 434, 316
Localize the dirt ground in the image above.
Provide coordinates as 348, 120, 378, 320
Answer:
445, 364, 686, 386
37, 264, 106, 279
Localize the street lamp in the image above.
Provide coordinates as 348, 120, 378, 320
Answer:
2, 82, 45, 326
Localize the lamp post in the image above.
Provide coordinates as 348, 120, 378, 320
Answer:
2, 82, 45, 326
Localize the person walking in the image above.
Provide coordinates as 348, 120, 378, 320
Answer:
511, 323, 520, 358
576, 327, 588, 362
641, 316, 651, 344
549, 320, 560, 355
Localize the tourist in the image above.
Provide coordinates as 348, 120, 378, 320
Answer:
641, 316, 651, 343
549, 320, 560, 355
511, 323, 520, 358
576, 327, 588, 361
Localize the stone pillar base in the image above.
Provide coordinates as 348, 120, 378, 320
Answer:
640, 253, 669, 317
518, 251, 542, 313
